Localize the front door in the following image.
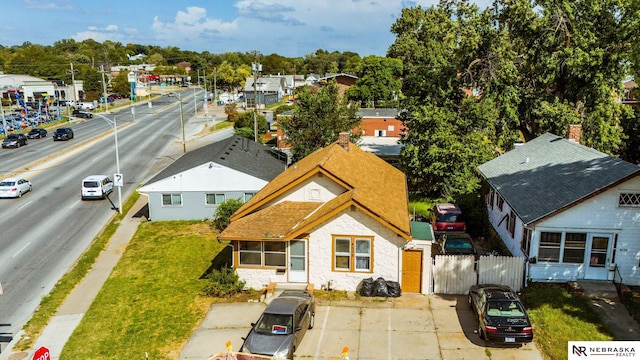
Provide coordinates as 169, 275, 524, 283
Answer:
288, 240, 307, 283
402, 249, 423, 293
584, 234, 613, 280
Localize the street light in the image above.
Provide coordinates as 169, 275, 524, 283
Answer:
168, 92, 186, 153
93, 113, 122, 214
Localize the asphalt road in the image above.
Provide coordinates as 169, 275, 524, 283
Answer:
0, 89, 207, 342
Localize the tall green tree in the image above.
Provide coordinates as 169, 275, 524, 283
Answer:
278, 81, 361, 159
345, 56, 403, 108
389, 0, 640, 197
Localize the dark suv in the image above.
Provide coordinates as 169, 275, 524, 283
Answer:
72, 109, 93, 119
53, 127, 74, 141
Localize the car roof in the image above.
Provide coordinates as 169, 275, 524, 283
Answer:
475, 284, 519, 300
264, 297, 306, 315
83, 175, 109, 181
443, 232, 471, 240
435, 203, 461, 213
1, 177, 20, 182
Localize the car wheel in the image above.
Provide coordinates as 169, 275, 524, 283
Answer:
468, 295, 472, 308
308, 313, 315, 329
16, 142, 20, 148
18, 190, 22, 198
29, 185, 32, 193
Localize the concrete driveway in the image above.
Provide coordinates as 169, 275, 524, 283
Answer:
181, 294, 543, 360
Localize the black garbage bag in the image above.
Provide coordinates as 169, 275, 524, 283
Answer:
386, 280, 402, 297
373, 277, 389, 297
356, 277, 375, 297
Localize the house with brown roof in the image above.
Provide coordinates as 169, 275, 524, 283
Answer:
218, 133, 430, 293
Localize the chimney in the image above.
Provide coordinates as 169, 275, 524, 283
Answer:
568, 124, 582, 143
338, 132, 350, 150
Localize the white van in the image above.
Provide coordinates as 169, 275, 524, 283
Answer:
81, 175, 113, 200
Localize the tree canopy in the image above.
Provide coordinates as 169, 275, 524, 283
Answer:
278, 81, 362, 159
389, 0, 640, 198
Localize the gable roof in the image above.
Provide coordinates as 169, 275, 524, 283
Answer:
143, 136, 287, 186
477, 133, 640, 225
221, 140, 411, 241
358, 108, 398, 118
243, 77, 283, 92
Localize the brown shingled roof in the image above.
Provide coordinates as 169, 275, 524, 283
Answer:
223, 140, 411, 240
218, 201, 323, 241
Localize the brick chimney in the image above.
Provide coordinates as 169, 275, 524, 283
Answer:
338, 132, 350, 150
568, 124, 582, 143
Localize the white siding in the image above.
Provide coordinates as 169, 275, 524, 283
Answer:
269, 173, 346, 205
486, 194, 526, 257
308, 208, 405, 291
528, 177, 640, 285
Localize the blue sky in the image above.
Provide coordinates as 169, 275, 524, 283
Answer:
3, 0, 492, 57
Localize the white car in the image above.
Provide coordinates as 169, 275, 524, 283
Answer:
0, 177, 32, 198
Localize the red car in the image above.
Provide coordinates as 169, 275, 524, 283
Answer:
431, 203, 466, 233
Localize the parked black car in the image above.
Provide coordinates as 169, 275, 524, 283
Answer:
468, 284, 533, 345
27, 128, 47, 139
241, 290, 315, 359
72, 109, 94, 118
2, 133, 28, 148
53, 127, 74, 141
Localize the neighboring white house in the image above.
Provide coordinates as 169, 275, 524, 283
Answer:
138, 136, 288, 221
218, 134, 435, 294
477, 131, 640, 285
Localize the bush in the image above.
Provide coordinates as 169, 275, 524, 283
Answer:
212, 198, 244, 231
202, 267, 246, 297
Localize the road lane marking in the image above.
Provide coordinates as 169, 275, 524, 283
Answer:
13, 242, 31, 257
70, 199, 81, 209
313, 306, 330, 360
17, 200, 32, 211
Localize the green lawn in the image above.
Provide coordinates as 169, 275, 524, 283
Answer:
61, 221, 227, 359
521, 283, 613, 360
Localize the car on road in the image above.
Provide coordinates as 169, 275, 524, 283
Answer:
468, 284, 533, 345
241, 290, 315, 359
2, 133, 28, 148
53, 127, 74, 141
0, 177, 32, 198
27, 128, 47, 139
431, 203, 466, 234
81, 175, 114, 200
72, 109, 94, 118
439, 232, 477, 257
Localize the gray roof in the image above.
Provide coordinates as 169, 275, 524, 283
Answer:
477, 133, 640, 225
358, 108, 398, 118
144, 136, 288, 185
243, 77, 283, 92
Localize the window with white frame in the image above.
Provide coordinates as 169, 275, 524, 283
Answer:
538, 232, 561, 262
497, 196, 504, 211
562, 233, 587, 263
487, 189, 494, 208
333, 235, 373, 272
161, 193, 182, 206
522, 228, 532, 257
619, 193, 640, 208
238, 241, 286, 268
243, 193, 255, 202
206, 193, 226, 205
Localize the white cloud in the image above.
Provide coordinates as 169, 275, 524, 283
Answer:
72, 24, 125, 43
151, 6, 238, 44
24, 0, 73, 11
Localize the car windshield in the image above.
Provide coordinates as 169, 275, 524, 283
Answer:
486, 301, 526, 317
437, 213, 461, 223
254, 313, 293, 335
83, 181, 100, 188
6, 134, 18, 139
0, 181, 16, 186
445, 238, 473, 250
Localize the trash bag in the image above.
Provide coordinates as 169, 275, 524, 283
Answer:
386, 280, 402, 297
373, 277, 389, 297
356, 277, 375, 297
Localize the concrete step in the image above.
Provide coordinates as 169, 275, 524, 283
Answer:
577, 281, 619, 299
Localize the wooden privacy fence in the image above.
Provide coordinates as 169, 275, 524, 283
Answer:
433, 255, 526, 295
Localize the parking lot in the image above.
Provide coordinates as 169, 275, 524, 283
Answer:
181, 293, 543, 360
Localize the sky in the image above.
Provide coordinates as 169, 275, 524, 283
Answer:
1, 0, 492, 58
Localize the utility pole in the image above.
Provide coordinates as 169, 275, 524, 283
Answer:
70, 62, 77, 105
100, 65, 109, 113
252, 51, 262, 143
213, 67, 217, 104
